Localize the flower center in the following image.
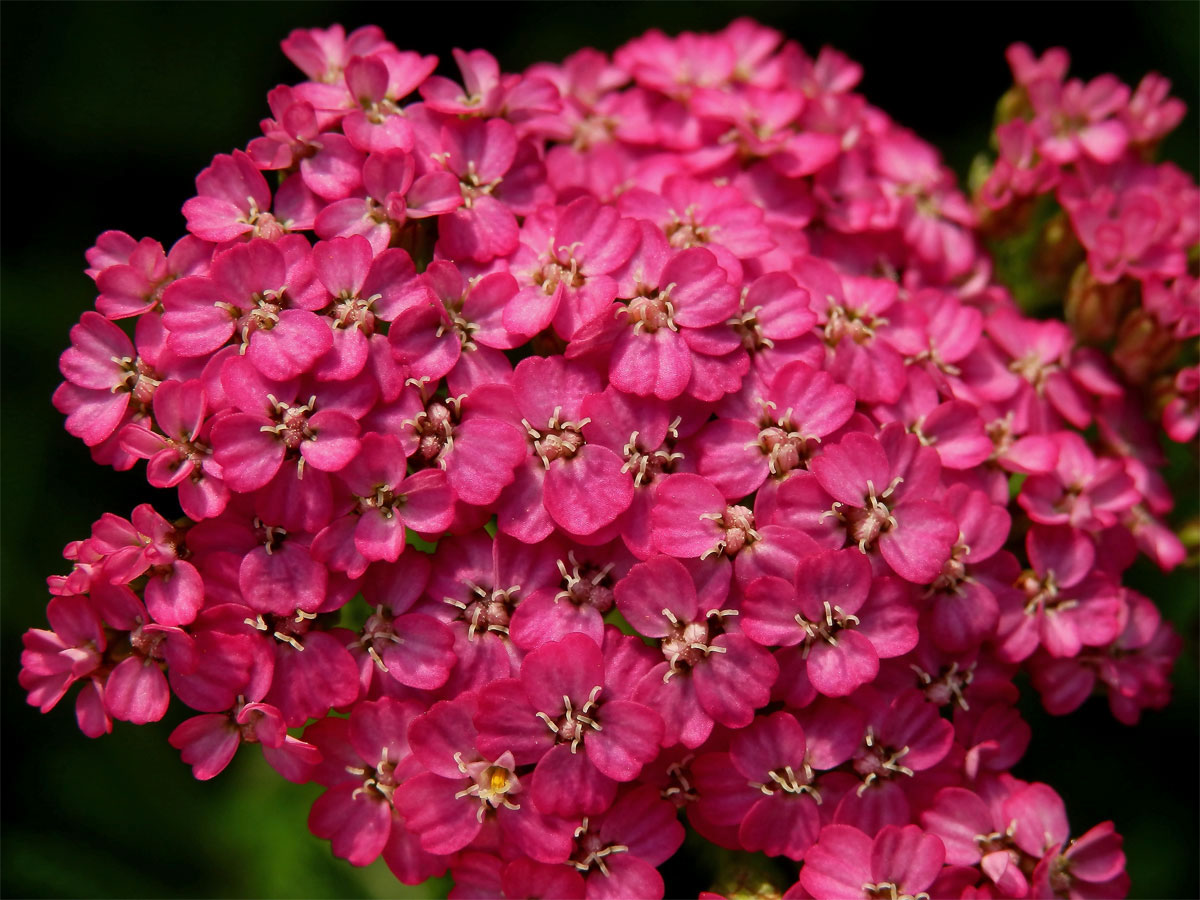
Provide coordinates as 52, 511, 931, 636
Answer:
522, 406, 591, 467
824, 301, 884, 346
618, 419, 684, 488
911, 661, 975, 709
665, 205, 715, 248
443, 580, 520, 641
853, 727, 914, 794
260, 394, 319, 459
329, 291, 381, 333
554, 552, 617, 613
452, 752, 522, 821
1017, 569, 1077, 616
700, 504, 761, 559
455, 160, 502, 209
534, 240, 585, 295
861, 881, 930, 900
346, 746, 400, 803
570, 819, 630, 877
729, 299, 774, 353
659, 607, 737, 681
535, 685, 604, 753
244, 607, 319, 651
110, 356, 162, 405
620, 284, 678, 334
825, 477, 904, 553
237, 197, 287, 239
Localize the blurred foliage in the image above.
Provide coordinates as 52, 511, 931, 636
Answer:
2, 3, 1196, 898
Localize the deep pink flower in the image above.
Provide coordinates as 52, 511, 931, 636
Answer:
339, 51, 438, 153
170, 699, 319, 783
504, 196, 639, 340
209, 356, 367, 495
162, 236, 331, 380
800, 823, 946, 899
808, 428, 958, 584
281, 24, 393, 85
507, 538, 633, 650
1019, 431, 1140, 531
54, 311, 163, 447
693, 712, 821, 859
484, 356, 634, 540
696, 359, 853, 500
1029, 74, 1130, 165
565, 785, 685, 900
615, 555, 778, 746
93, 234, 212, 320
20, 594, 106, 717
743, 548, 918, 697
475, 633, 663, 817
995, 525, 1128, 662
568, 229, 742, 401
397, 695, 575, 861
183, 150, 316, 242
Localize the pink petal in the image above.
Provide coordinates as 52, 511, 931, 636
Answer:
806, 630, 879, 697
544, 445, 634, 536
532, 744, 616, 817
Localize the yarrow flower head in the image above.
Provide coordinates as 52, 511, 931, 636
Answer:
24, 17, 1198, 899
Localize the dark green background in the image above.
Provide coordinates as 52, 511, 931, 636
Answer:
2, 3, 1196, 897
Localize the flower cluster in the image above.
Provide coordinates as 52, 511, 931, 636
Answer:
977, 43, 1199, 448
23, 19, 1195, 899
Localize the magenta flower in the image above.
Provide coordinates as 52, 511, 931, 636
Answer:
92, 233, 212, 320
614, 555, 778, 746
309, 436, 453, 578
995, 525, 1128, 662
696, 359, 854, 500
1029, 73, 1130, 165
169, 699, 319, 783
800, 823, 946, 899
486, 356, 635, 540
120, 378, 230, 520
504, 196, 639, 340
564, 785, 685, 899
162, 236, 332, 380
54, 311, 164, 447
743, 548, 918, 697
281, 24, 393, 85
693, 712, 821, 859
475, 633, 663, 817
183, 150, 316, 242
20, 595, 105, 719
397, 695, 576, 861
570, 228, 742, 401
209, 356, 365, 494
808, 428, 958, 584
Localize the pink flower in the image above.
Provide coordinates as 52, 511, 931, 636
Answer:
504, 196, 639, 340
1029, 74, 1130, 165
692, 712, 821, 859
281, 24, 393, 85
475, 633, 663, 817
569, 230, 742, 401
487, 356, 635, 540
396, 695, 575, 861
808, 428, 958, 584
995, 525, 1128, 661
54, 311, 162, 447
564, 785, 685, 899
614, 555, 778, 746
743, 548, 918, 697
800, 824, 945, 899
183, 150, 316, 242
